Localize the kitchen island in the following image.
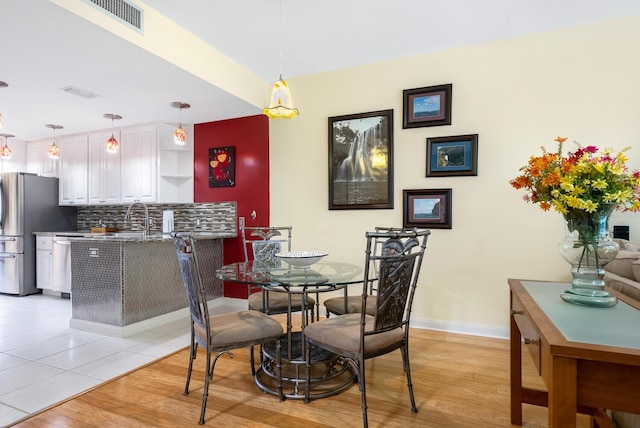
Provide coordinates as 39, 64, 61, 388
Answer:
68, 232, 234, 336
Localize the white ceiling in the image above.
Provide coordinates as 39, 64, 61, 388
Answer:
2, 0, 640, 141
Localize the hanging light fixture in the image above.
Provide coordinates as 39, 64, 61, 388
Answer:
170, 102, 190, 145
103, 113, 122, 153
0, 133, 14, 160
45, 124, 63, 160
263, 0, 299, 119
0, 81, 7, 129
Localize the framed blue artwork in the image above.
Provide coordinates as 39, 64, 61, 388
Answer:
402, 83, 452, 128
426, 134, 478, 177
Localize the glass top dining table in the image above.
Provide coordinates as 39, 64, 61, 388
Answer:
215, 259, 365, 294
215, 259, 364, 400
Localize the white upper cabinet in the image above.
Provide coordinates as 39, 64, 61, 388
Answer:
26, 139, 59, 177
120, 123, 157, 203
58, 134, 88, 205
88, 130, 121, 205
157, 122, 194, 203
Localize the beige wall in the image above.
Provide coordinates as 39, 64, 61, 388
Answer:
269, 15, 640, 336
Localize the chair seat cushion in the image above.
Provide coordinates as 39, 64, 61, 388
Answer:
304, 313, 404, 358
194, 310, 283, 350
248, 290, 315, 313
324, 296, 376, 316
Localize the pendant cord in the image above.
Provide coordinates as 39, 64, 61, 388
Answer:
279, 0, 283, 78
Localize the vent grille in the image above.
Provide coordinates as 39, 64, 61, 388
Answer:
85, 0, 143, 31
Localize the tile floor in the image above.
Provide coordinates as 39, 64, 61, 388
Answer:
0, 293, 245, 427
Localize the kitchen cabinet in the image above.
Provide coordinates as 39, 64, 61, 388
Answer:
157, 122, 194, 203
88, 129, 121, 204
58, 134, 88, 205
26, 140, 59, 177
120, 123, 157, 203
36, 235, 53, 291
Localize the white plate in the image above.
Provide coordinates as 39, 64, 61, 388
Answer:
275, 251, 328, 268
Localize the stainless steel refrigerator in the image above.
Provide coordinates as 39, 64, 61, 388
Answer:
0, 172, 76, 295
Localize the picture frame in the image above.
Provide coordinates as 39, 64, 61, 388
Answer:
402, 83, 452, 129
426, 134, 478, 177
328, 109, 394, 210
208, 146, 235, 187
403, 188, 452, 229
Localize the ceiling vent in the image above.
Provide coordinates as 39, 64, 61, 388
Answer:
84, 0, 143, 32
60, 86, 101, 99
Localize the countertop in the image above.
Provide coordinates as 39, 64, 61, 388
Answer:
33, 231, 236, 242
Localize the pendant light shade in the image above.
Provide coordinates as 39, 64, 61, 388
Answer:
263, 75, 298, 119
263, 0, 298, 119
0, 133, 14, 160
45, 124, 63, 160
170, 102, 190, 145
103, 114, 122, 153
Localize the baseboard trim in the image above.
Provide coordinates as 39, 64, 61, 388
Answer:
410, 316, 509, 340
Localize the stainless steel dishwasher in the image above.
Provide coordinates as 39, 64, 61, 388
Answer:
52, 236, 72, 294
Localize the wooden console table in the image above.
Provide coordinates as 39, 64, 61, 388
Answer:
509, 278, 640, 427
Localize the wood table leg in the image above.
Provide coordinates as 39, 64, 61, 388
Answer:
510, 306, 523, 425
548, 354, 577, 427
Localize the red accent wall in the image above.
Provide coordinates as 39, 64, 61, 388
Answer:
194, 114, 270, 298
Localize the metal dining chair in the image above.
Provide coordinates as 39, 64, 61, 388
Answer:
303, 228, 430, 428
323, 226, 416, 317
240, 225, 316, 321
172, 232, 284, 424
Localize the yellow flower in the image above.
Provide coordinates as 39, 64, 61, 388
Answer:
583, 200, 598, 213
591, 179, 608, 190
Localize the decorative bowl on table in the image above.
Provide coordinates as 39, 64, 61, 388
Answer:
275, 251, 328, 268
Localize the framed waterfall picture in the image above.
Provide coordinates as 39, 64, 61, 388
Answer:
328, 109, 394, 210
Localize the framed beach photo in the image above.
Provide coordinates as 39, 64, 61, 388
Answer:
328, 109, 394, 210
402, 83, 452, 128
426, 134, 478, 177
403, 188, 452, 229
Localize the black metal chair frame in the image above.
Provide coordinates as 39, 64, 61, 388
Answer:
172, 232, 284, 424
304, 228, 430, 428
324, 226, 416, 317
240, 225, 317, 322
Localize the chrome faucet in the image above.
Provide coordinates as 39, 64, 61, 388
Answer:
124, 202, 150, 235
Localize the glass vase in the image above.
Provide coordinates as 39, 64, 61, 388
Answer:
557, 206, 619, 307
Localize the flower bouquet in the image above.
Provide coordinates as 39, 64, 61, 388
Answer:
510, 137, 640, 306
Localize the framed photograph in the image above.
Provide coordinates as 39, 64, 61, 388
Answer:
328, 109, 394, 210
426, 134, 478, 177
402, 83, 452, 129
209, 146, 235, 187
403, 188, 452, 229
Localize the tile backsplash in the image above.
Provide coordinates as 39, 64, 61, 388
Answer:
76, 202, 237, 234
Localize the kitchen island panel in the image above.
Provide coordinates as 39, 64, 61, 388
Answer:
70, 238, 223, 329
71, 241, 124, 325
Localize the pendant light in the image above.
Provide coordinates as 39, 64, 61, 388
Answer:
103, 113, 122, 153
45, 124, 63, 160
262, 0, 299, 119
0, 133, 14, 160
170, 102, 190, 145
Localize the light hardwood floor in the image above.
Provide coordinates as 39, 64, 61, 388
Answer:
11, 315, 592, 428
